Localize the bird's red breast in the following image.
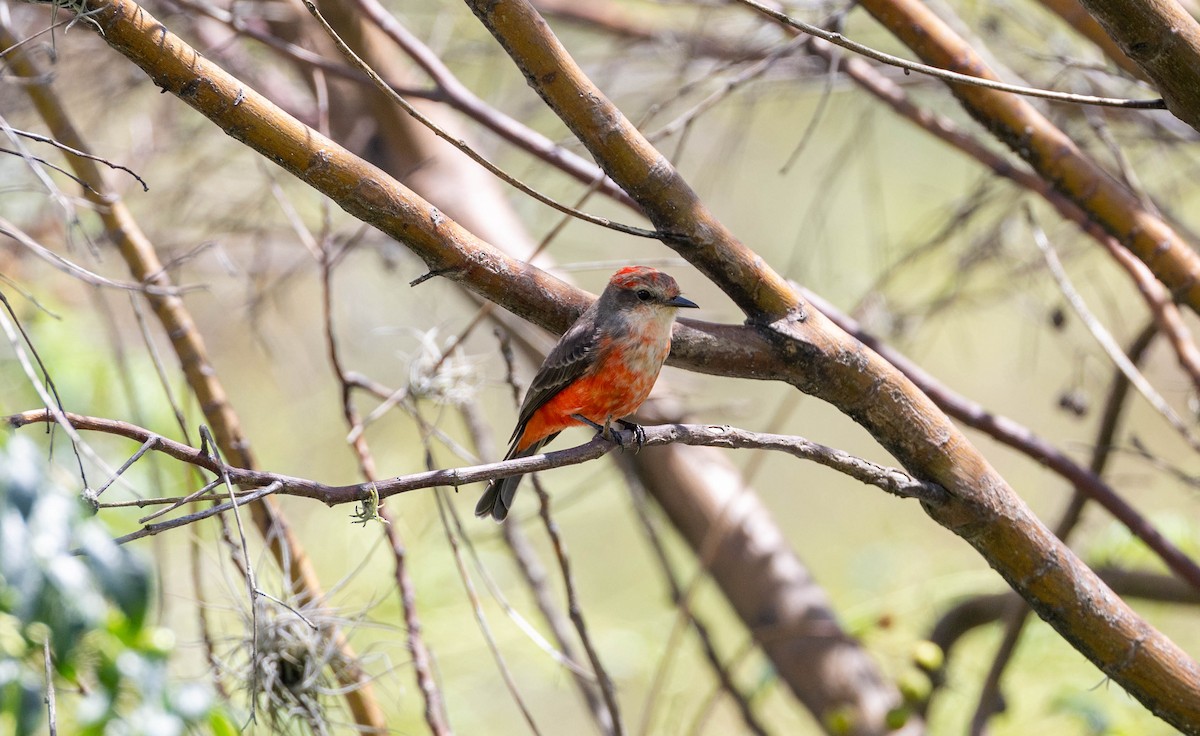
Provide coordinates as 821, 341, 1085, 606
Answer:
514, 326, 670, 451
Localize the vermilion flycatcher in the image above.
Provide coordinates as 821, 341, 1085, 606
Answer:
476, 266, 698, 521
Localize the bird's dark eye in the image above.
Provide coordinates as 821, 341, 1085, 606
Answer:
636, 289, 653, 302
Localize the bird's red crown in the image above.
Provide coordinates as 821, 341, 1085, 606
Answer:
609, 265, 679, 294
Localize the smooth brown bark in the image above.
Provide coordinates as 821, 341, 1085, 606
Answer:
63, 0, 1200, 731
1038, 0, 1150, 80
1075, 0, 1200, 129
463, 2, 1200, 732
0, 19, 387, 732
856, 0, 1200, 314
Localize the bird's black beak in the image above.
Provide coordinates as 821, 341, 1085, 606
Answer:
668, 295, 699, 308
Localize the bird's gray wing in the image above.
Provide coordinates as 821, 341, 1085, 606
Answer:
510, 308, 601, 444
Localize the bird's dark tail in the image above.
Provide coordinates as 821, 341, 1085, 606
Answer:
475, 437, 552, 521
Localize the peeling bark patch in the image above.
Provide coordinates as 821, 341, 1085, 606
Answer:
1128, 40, 1154, 60
840, 345, 869, 373
179, 77, 201, 99
1116, 634, 1145, 674
353, 177, 393, 218
304, 150, 331, 182
1018, 548, 1060, 589
929, 423, 952, 450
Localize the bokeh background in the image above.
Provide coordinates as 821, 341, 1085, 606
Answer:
2, 0, 1199, 734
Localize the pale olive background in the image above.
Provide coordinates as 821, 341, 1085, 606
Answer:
1, 1, 1198, 734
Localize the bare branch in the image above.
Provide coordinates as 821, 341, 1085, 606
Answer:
0, 17, 390, 730
1073, 0, 1200, 129
42, 1, 1200, 729
1030, 217, 1200, 451
733, 0, 1165, 108
855, 0, 1200, 314
460, 4, 1200, 728
300, 0, 659, 241
532, 476, 624, 735
6, 409, 948, 508
805, 289, 1200, 591
7, 126, 148, 190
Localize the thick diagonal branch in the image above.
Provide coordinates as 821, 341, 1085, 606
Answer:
63, 0, 1200, 730
846, 0, 1200, 312
1073, 0, 1200, 129
0, 18, 386, 731
462, 2, 1200, 731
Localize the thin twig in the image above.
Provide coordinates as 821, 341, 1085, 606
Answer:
502, 517, 608, 682
685, 639, 762, 736
0, 291, 99, 489
43, 636, 57, 736
0, 145, 101, 193
1095, 235, 1200, 395
111, 483, 280, 545
623, 462, 769, 736
126, 294, 192, 442
1029, 215, 1200, 452
97, 491, 226, 509
0, 109, 80, 225
301, 1, 663, 241
963, 322, 1161, 730
137, 478, 223, 523
454, 494, 595, 679
203, 425, 260, 724
435, 488, 544, 734
0, 216, 183, 295
637, 460, 760, 736
255, 589, 317, 630
0, 14, 77, 60
94, 436, 159, 498
8, 409, 951, 509
349, 0, 637, 210
533, 476, 623, 736
647, 34, 809, 144
320, 237, 452, 735
167, 0, 442, 100
8, 127, 149, 190
470, 370, 614, 731
732, 0, 1166, 109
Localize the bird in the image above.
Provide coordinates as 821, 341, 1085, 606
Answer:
476, 266, 698, 521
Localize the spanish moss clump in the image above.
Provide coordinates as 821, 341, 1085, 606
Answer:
225, 599, 366, 736
406, 328, 482, 405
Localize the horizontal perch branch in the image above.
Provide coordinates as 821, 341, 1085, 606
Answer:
7, 409, 948, 517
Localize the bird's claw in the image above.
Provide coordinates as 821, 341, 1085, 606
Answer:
614, 419, 646, 454
571, 414, 645, 453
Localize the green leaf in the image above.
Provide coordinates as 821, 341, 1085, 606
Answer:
0, 437, 45, 520
0, 511, 37, 619
206, 709, 240, 736
37, 557, 104, 665
77, 525, 151, 631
